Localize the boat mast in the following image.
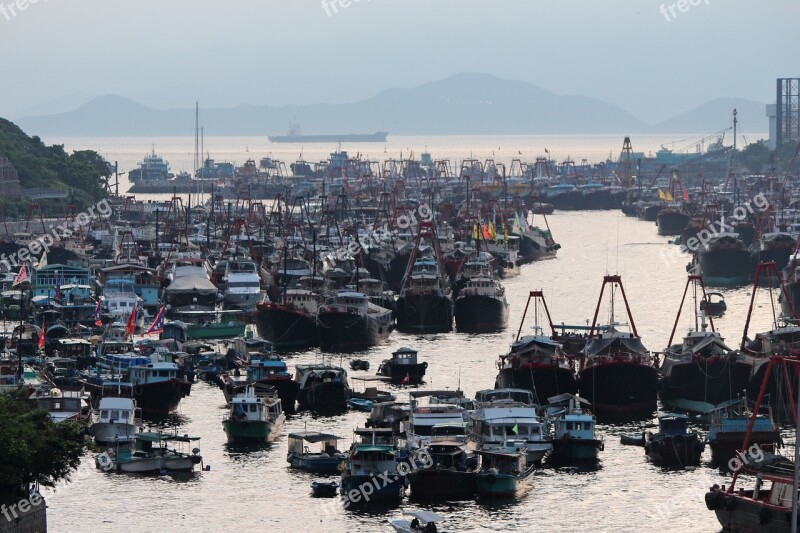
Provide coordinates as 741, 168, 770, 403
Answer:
666, 275, 715, 347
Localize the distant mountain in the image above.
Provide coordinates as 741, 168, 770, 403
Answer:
15, 73, 766, 137
653, 98, 767, 134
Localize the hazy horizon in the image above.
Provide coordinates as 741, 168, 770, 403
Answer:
0, 0, 796, 124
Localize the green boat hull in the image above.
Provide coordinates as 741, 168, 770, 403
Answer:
187, 322, 246, 340
223, 420, 270, 443
476, 472, 519, 498
550, 438, 603, 462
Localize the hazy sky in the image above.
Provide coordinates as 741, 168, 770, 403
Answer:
0, 0, 796, 123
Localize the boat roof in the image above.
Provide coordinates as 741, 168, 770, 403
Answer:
98, 397, 136, 409
548, 393, 590, 405
288, 431, 341, 442
353, 445, 395, 454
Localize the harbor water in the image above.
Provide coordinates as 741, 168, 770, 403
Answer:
42, 205, 782, 533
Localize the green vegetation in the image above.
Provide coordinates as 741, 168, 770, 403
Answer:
0, 394, 86, 504
0, 118, 110, 213
739, 139, 799, 174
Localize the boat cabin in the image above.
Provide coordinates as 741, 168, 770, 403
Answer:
130, 361, 179, 386
657, 413, 691, 436
287, 432, 342, 457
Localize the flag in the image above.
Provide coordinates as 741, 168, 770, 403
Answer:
54, 272, 63, 299
657, 190, 665, 200
146, 306, 166, 335
489, 223, 497, 240
472, 224, 479, 240
483, 224, 491, 239
38, 320, 46, 351
683, 190, 689, 202
511, 423, 519, 435
93, 299, 103, 326
12, 264, 28, 287
402, 373, 410, 385
38, 253, 47, 268
664, 191, 674, 202
125, 307, 137, 339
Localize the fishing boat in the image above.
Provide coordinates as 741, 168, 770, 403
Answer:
546, 393, 603, 462
316, 291, 393, 351
286, 432, 346, 473
246, 358, 299, 413
341, 428, 404, 501
659, 276, 753, 413
705, 355, 799, 531
495, 291, 578, 402
469, 390, 552, 465
128, 357, 192, 414
656, 205, 691, 236
295, 364, 350, 413
95, 432, 202, 474
453, 252, 509, 332
254, 289, 321, 350
389, 510, 448, 533
377, 347, 428, 385
407, 440, 477, 500
707, 398, 780, 467
578, 276, 658, 420
475, 445, 536, 498
222, 386, 285, 444
395, 223, 453, 333
644, 413, 705, 467
702, 292, 727, 316
404, 398, 467, 451
89, 397, 142, 446
695, 232, 754, 287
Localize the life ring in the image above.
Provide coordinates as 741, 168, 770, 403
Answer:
96, 452, 113, 472
421, 362, 428, 369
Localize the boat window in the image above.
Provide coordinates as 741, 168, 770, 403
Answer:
101, 410, 109, 418
158, 370, 170, 377
111, 410, 120, 420
575, 423, 582, 431
121, 410, 129, 419
249, 404, 257, 412
53, 402, 61, 410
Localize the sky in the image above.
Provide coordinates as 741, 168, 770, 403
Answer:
0, 0, 797, 123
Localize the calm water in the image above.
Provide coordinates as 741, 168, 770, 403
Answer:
42, 209, 784, 533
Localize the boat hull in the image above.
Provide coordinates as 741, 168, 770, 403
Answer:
341, 473, 404, 501
395, 293, 453, 333
254, 304, 319, 350
659, 356, 753, 410
698, 247, 754, 287
408, 469, 476, 500
707, 488, 792, 533
317, 311, 392, 351
578, 362, 658, 420
656, 211, 690, 236
92, 423, 139, 446
645, 434, 704, 466
287, 453, 343, 474
297, 382, 348, 413
454, 294, 509, 333
550, 437, 603, 462
476, 471, 528, 498
222, 419, 282, 444
377, 362, 427, 385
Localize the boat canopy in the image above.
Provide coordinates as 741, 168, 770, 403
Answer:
166, 267, 218, 296
288, 432, 341, 443
585, 336, 647, 356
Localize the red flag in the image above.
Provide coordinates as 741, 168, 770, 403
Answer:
402, 373, 410, 385
683, 189, 689, 202
38, 320, 46, 351
125, 307, 137, 339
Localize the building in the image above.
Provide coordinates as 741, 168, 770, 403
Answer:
771, 78, 800, 150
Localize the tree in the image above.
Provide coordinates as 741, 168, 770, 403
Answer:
0, 394, 85, 504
